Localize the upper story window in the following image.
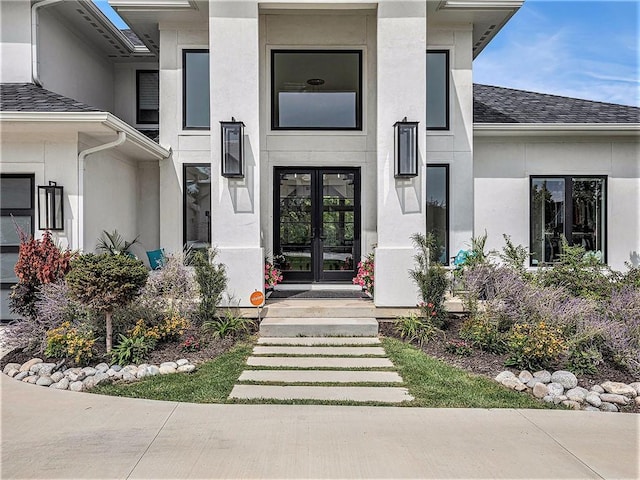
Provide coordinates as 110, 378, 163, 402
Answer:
136, 70, 159, 124
183, 50, 210, 130
426, 50, 449, 130
272, 50, 362, 131
530, 176, 606, 266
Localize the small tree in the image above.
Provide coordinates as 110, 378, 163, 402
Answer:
410, 233, 449, 328
10, 229, 74, 320
190, 248, 227, 324
66, 253, 148, 352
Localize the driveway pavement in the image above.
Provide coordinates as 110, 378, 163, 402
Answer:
1, 372, 638, 479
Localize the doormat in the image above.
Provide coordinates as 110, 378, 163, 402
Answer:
269, 290, 369, 299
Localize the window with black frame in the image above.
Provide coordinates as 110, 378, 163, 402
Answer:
183, 165, 211, 250
530, 176, 606, 265
426, 165, 449, 264
426, 50, 449, 130
272, 50, 362, 130
183, 50, 210, 129
136, 70, 159, 124
1, 174, 34, 321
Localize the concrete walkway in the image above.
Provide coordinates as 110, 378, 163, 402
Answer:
2, 373, 638, 479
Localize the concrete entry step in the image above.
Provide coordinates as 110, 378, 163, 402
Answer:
257, 337, 381, 346
229, 385, 414, 403
252, 346, 386, 357
246, 356, 394, 368
238, 369, 403, 384
259, 317, 378, 338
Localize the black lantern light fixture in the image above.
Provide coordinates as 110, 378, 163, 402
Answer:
394, 117, 419, 178
220, 118, 245, 178
38, 181, 64, 230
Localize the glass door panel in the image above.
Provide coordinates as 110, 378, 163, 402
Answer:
321, 173, 356, 275
278, 172, 313, 278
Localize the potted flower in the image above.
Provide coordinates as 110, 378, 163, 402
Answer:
352, 252, 374, 297
265, 259, 283, 291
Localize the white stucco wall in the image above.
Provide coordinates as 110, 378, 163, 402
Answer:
0, 0, 31, 83
38, 8, 114, 111
0, 131, 81, 250
474, 135, 640, 271
114, 62, 160, 129
426, 24, 474, 263
158, 22, 210, 255
259, 10, 378, 260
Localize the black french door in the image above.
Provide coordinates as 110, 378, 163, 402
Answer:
274, 167, 361, 283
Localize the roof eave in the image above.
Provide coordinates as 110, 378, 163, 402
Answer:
0, 111, 170, 159
474, 123, 640, 137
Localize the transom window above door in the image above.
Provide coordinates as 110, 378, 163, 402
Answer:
271, 50, 362, 130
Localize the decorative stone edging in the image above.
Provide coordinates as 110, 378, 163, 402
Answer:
2, 358, 197, 392
495, 369, 640, 413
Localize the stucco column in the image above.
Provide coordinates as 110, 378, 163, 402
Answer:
210, 0, 263, 306
375, 1, 426, 306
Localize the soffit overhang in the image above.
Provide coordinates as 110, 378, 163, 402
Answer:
0, 112, 170, 161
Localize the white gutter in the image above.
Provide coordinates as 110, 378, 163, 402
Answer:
31, 0, 63, 86
474, 123, 640, 137
76, 131, 127, 251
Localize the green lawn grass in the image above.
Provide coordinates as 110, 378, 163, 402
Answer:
382, 337, 552, 409
92, 341, 253, 403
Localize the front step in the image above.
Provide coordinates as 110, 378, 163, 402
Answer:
252, 346, 386, 356
259, 317, 378, 337
246, 356, 393, 368
257, 337, 380, 346
229, 385, 413, 403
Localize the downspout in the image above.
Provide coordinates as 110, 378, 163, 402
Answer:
77, 131, 127, 251
31, 0, 63, 86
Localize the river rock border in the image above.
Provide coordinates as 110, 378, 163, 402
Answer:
2, 358, 197, 392
495, 369, 640, 412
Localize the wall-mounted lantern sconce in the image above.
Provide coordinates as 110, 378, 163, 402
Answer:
220, 118, 245, 178
394, 117, 419, 178
38, 181, 64, 230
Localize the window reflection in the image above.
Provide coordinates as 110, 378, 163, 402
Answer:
184, 165, 211, 249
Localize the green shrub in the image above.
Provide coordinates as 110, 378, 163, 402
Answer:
505, 321, 567, 371
459, 315, 506, 354
190, 249, 227, 323
498, 234, 532, 280
110, 334, 155, 365
66, 253, 148, 352
444, 339, 473, 356
535, 239, 613, 300
394, 313, 441, 347
410, 233, 449, 328
96, 230, 139, 256
202, 309, 253, 339
567, 345, 602, 375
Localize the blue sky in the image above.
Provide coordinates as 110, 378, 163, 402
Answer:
474, 1, 639, 107
94, 0, 639, 107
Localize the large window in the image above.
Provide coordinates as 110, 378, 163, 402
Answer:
426, 165, 449, 265
136, 70, 159, 124
272, 50, 362, 130
530, 176, 606, 266
1, 174, 34, 321
183, 50, 210, 130
183, 165, 211, 249
426, 50, 449, 130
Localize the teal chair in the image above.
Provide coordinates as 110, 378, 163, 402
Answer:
146, 249, 165, 270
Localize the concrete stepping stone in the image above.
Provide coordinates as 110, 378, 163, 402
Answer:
252, 346, 386, 356
259, 317, 378, 337
246, 356, 393, 368
238, 369, 403, 384
229, 385, 414, 403
257, 337, 381, 346
229, 385, 413, 403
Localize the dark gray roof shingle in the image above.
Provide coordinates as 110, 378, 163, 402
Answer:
1, 83, 100, 113
474, 84, 640, 124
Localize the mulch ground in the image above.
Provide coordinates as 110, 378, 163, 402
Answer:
380, 316, 639, 413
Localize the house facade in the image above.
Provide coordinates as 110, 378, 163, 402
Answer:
1, 0, 638, 318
